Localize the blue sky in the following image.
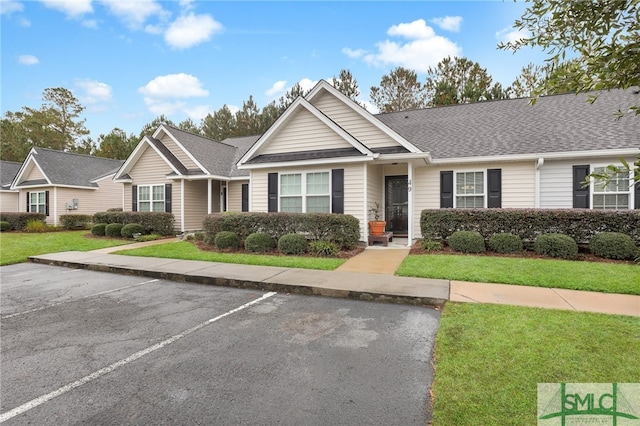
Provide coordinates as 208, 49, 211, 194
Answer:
1, 0, 546, 142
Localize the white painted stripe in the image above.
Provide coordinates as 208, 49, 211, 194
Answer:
1, 279, 159, 320
0, 291, 277, 423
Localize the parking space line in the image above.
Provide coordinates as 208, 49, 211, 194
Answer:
0, 291, 277, 423
1, 279, 160, 320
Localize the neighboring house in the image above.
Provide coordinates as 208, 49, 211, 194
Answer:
0, 161, 22, 212
10, 148, 124, 226
113, 125, 257, 232
236, 80, 640, 244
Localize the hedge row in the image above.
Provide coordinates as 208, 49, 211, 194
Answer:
203, 212, 360, 249
59, 214, 92, 230
0, 212, 46, 230
93, 211, 175, 236
421, 209, 640, 246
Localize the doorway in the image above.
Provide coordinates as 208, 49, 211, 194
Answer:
385, 175, 408, 236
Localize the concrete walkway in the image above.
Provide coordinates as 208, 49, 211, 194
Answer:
26, 242, 640, 317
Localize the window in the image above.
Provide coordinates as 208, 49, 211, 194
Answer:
456, 171, 484, 208
592, 167, 630, 210
279, 172, 330, 213
30, 191, 46, 214
138, 185, 165, 212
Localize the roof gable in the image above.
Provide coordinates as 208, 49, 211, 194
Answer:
114, 137, 186, 180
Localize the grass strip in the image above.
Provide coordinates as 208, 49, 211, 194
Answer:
116, 241, 346, 270
432, 303, 640, 425
397, 254, 640, 295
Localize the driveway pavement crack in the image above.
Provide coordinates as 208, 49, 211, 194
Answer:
551, 288, 576, 310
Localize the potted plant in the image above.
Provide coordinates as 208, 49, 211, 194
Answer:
368, 202, 386, 236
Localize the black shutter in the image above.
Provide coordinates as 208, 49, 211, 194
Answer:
440, 171, 454, 208
242, 183, 249, 212
132, 185, 137, 212
635, 172, 640, 209
165, 184, 172, 213
26, 191, 30, 212
487, 169, 502, 208
331, 169, 344, 214
573, 165, 590, 208
268, 173, 278, 212
45, 191, 49, 216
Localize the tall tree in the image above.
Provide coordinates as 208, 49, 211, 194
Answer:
138, 115, 176, 139
332, 69, 362, 105
201, 105, 237, 141
42, 87, 90, 149
178, 118, 201, 134
234, 96, 262, 137
510, 63, 546, 98
370, 67, 427, 112
259, 101, 283, 134
424, 57, 495, 106
95, 128, 137, 160
278, 83, 308, 110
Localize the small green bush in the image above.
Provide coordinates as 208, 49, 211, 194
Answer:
244, 232, 275, 252
93, 211, 174, 235
421, 239, 443, 251
590, 232, 638, 260
278, 233, 308, 255
105, 223, 124, 238
0, 212, 47, 231
91, 223, 108, 236
121, 223, 145, 238
0, 221, 9, 232
24, 219, 47, 233
135, 234, 162, 242
448, 231, 486, 253
534, 233, 578, 259
215, 231, 240, 250
194, 232, 205, 241
309, 240, 339, 257
60, 214, 92, 230
488, 233, 523, 254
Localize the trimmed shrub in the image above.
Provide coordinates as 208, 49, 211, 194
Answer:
448, 231, 486, 253
92, 211, 174, 236
121, 223, 145, 238
0, 212, 46, 231
0, 221, 9, 232
24, 219, 47, 233
215, 231, 240, 250
534, 234, 578, 259
278, 233, 308, 255
244, 232, 275, 253
310, 240, 340, 257
105, 223, 124, 238
135, 234, 162, 242
91, 223, 108, 236
590, 232, 638, 260
488, 233, 523, 254
421, 239, 443, 251
194, 232, 205, 241
60, 214, 92, 230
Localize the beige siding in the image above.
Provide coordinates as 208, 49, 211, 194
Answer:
25, 163, 45, 181
159, 134, 200, 170
228, 180, 248, 212
0, 192, 19, 212
54, 175, 122, 225
366, 164, 384, 242
250, 170, 269, 212
260, 109, 352, 155
502, 162, 536, 208
182, 180, 208, 231
311, 92, 402, 150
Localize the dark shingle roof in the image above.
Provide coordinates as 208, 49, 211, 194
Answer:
19, 148, 124, 188
1, 161, 21, 189
221, 135, 261, 177
376, 88, 640, 159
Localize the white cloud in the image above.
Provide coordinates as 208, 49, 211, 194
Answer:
82, 19, 97, 28
143, 98, 186, 116
164, 13, 222, 49
1, 0, 24, 15
496, 27, 529, 44
266, 80, 287, 97
18, 54, 39, 65
342, 47, 366, 58
39, 0, 92, 18
298, 78, 318, 92
100, 0, 167, 30
227, 104, 239, 114
76, 79, 112, 104
430, 16, 462, 32
184, 104, 210, 121
139, 73, 209, 99
349, 19, 461, 73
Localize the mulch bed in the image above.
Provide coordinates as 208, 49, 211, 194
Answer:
193, 240, 365, 259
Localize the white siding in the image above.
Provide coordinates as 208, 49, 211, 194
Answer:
367, 164, 384, 242
159, 134, 200, 170
312, 92, 402, 150
260, 109, 352, 155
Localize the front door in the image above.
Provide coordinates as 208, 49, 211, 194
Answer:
385, 175, 408, 235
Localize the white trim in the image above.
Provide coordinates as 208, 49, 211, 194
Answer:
305, 80, 422, 153
453, 169, 487, 208
153, 125, 209, 174
377, 152, 432, 162
363, 163, 368, 244
180, 179, 185, 232
207, 179, 212, 214
170, 174, 230, 181
407, 162, 414, 246
53, 187, 58, 226
121, 184, 125, 211
429, 148, 639, 165
113, 137, 182, 180
136, 184, 166, 212
90, 173, 117, 184
535, 158, 544, 208
239, 155, 374, 170
14, 183, 98, 190
10, 153, 52, 190
277, 170, 331, 213
590, 163, 634, 210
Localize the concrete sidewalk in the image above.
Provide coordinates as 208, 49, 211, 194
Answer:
27, 249, 639, 317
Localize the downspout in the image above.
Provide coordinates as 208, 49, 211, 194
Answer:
207, 179, 212, 214
53, 187, 58, 226
363, 163, 368, 245
535, 158, 544, 208
407, 162, 414, 247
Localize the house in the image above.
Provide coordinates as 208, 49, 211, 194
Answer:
113, 125, 257, 232
236, 81, 639, 244
0, 161, 22, 212
10, 148, 124, 226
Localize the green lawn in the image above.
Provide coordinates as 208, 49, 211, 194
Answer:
397, 254, 640, 295
116, 241, 346, 270
0, 231, 130, 266
432, 303, 639, 425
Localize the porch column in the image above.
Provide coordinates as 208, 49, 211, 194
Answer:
407, 162, 414, 247
207, 179, 212, 214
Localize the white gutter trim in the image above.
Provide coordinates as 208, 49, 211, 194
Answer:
535, 157, 543, 208
238, 156, 375, 170
169, 174, 231, 181
180, 180, 185, 232
429, 148, 639, 165
377, 152, 432, 161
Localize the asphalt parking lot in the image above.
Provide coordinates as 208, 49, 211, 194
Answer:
1, 263, 440, 425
